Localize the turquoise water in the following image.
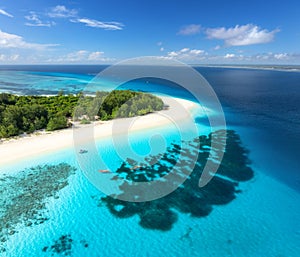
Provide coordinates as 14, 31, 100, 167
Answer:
0, 70, 92, 95
0, 66, 299, 256
2, 131, 300, 257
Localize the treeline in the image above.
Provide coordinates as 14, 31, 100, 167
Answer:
74, 90, 164, 121
0, 90, 163, 138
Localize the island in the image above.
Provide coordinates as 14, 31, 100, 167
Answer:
0, 91, 196, 166
0, 90, 164, 138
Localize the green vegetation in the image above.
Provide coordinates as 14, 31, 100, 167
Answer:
0, 90, 163, 139
46, 115, 69, 131
79, 118, 91, 125
74, 90, 164, 121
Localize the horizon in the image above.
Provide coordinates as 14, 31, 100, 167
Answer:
0, 0, 299, 65
0, 63, 300, 68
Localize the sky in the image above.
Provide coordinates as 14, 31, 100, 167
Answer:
0, 0, 299, 64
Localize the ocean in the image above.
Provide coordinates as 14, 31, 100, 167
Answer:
0, 65, 299, 257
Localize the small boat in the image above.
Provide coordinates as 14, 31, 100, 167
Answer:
98, 169, 110, 173
79, 149, 88, 154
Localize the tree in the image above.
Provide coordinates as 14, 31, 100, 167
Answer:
46, 115, 68, 131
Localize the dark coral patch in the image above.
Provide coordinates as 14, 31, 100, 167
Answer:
101, 130, 254, 231
42, 235, 89, 256
43, 234, 73, 256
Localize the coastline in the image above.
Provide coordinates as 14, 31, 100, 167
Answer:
0, 96, 198, 166
193, 64, 300, 73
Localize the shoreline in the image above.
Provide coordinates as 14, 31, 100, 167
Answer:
194, 64, 300, 73
0, 96, 198, 166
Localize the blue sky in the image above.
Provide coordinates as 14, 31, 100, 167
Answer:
0, 0, 299, 64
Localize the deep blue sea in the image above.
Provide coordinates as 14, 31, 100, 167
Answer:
0, 65, 299, 257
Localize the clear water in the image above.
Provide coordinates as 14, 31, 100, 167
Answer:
0, 65, 299, 257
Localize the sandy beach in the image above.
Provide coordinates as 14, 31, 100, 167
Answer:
0, 97, 198, 166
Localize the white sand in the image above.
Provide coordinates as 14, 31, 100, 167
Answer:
0, 97, 197, 166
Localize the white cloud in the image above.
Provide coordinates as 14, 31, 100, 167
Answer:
0, 30, 57, 50
11, 54, 19, 60
274, 53, 289, 60
178, 24, 201, 35
160, 48, 300, 64
166, 48, 205, 61
214, 45, 221, 50
64, 50, 88, 62
168, 51, 178, 57
255, 54, 271, 60
190, 49, 204, 55
88, 51, 104, 61
253, 52, 298, 61
0, 9, 13, 18
206, 24, 279, 46
48, 5, 77, 18
25, 12, 55, 27
0, 54, 19, 62
72, 18, 124, 30
205, 52, 300, 63
224, 53, 235, 58
180, 48, 190, 53
52, 50, 113, 63
47, 5, 124, 31
156, 42, 164, 51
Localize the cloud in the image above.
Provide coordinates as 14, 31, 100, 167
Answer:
165, 48, 205, 61
0, 30, 57, 50
0, 49, 114, 64
180, 48, 190, 53
207, 52, 300, 63
0, 9, 13, 18
253, 52, 299, 61
274, 53, 289, 60
160, 48, 300, 63
48, 5, 77, 18
47, 5, 124, 31
51, 50, 113, 63
224, 53, 235, 58
0, 54, 19, 62
65, 50, 88, 62
72, 18, 124, 30
190, 49, 204, 55
156, 42, 164, 51
177, 24, 201, 35
25, 12, 55, 27
206, 24, 279, 46
88, 51, 104, 61
167, 51, 178, 57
